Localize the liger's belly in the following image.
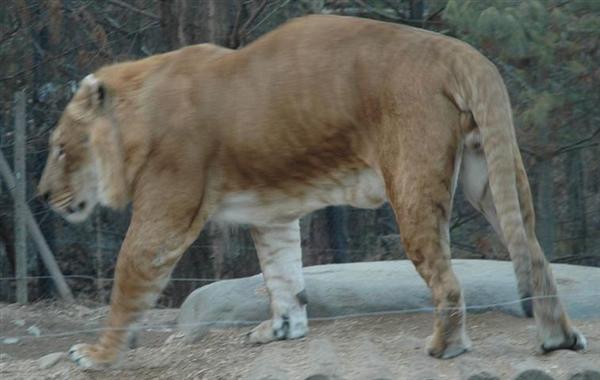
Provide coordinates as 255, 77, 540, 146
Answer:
213, 168, 387, 226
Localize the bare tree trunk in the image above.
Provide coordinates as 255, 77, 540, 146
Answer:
196, 0, 235, 45
14, 91, 27, 304
409, 0, 424, 20
159, 0, 181, 49
306, 209, 333, 265
326, 207, 349, 263
47, 0, 64, 48
15, 0, 33, 84
566, 150, 586, 256
94, 211, 104, 302
210, 223, 226, 280
0, 214, 15, 301
536, 136, 556, 260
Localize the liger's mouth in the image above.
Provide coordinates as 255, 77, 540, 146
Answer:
48, 193, 88, 216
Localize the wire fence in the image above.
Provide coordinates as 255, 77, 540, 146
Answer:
0, 275, 217, 283
2, 292, 599, 342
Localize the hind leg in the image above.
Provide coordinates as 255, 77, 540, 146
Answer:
383, 150, 471, 358
389, 179, 470, 358
247, 220, 308, 344
377, 97, 472, 358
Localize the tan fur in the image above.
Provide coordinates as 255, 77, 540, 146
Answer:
38, 15, 585, 368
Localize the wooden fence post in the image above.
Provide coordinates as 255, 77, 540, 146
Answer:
14, 90, 27, 304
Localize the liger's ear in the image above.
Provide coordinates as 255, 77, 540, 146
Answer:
80, 74, 106, 110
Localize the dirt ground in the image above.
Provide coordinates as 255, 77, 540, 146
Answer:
0, 302, 598, 380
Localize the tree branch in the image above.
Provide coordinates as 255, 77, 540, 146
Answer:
247, 0, 292, 36
553, 127, 600, 155
0, 17, 21, 45
228, 0, 245, 48
450, 210, 481, 231
238, 0, 269, 42
352, 0, 438, 27
107, 0, 160, 21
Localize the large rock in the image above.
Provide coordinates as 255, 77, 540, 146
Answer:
177, 259, 600, 341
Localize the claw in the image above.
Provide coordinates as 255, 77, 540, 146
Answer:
67, 343, 111, 370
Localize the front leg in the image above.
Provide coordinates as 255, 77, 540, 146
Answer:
68, 241, 178, 368
247, 220, 308, 344
68, 187, 211, 368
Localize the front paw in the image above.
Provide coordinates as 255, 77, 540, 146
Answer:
246, 320, 272, 344
247, 316, 308, 344
68, 343, 117, 369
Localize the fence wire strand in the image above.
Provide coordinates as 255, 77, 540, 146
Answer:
1, 292, 599, 341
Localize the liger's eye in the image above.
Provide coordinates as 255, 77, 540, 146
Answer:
57, 145, 65, 159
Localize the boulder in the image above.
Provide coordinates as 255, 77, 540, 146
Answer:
177, 259, 600, 341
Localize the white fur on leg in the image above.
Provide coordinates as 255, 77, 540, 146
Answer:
248, 220, 308, 344
247, 303, 308, 344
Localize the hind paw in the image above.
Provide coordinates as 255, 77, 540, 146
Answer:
541, 329, 587, 353
426, 330, 472, 359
